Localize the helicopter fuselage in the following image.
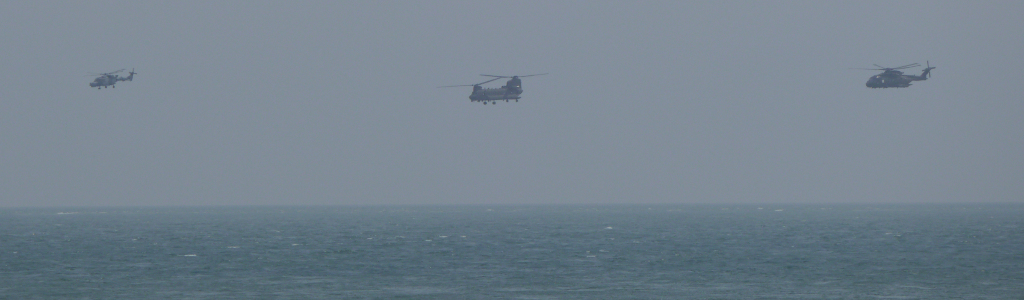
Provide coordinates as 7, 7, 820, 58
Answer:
469, 86, 523, 102
865, 73, 930, 88
90, 75, 119, 88
866, 74, 913, 88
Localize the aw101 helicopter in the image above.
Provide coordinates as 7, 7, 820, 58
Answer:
88, 68, 137, 89
438, 73, 547, 104
856, 62, 935, 88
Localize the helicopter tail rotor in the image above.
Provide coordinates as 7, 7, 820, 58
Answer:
921, 61, 935, 79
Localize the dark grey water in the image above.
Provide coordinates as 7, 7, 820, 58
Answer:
1, 204, 1022, 299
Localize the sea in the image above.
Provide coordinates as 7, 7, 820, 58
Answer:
1, 204, 1022, 299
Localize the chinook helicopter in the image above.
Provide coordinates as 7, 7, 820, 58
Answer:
439, 73, 547, 104
856, 62, 935, 88
88, 68, 137, 89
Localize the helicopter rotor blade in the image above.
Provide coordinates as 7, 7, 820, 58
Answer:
438, 77, 502, 88
474, 77, 502, 85
481, 73, 549, 78
471, 76, 503, 84
516, 73, 548, 78
89, 69, 125, 76
892, 63, 919, 70
863, 63, 919, 71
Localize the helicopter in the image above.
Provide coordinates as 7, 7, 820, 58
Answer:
856, 62, 935, 88
88, 68, 137, 89
439, 73, 547, 104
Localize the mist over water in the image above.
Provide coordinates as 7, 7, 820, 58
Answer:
3, 204, 1022, 299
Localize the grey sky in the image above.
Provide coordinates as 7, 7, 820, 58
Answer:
1, 1, 1022, 207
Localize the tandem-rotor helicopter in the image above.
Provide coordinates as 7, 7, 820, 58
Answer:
439, 73, 547, 104
855, 62, 935, 88
88, 68, 137, 89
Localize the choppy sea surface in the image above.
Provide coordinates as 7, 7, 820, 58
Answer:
1, 204, 1022, 299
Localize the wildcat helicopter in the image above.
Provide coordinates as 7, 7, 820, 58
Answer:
88, 68, 137, 89
855, 62, 935, 88
439, 73, 547, 104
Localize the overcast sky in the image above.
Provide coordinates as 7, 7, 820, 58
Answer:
1, 1, 1022, 207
